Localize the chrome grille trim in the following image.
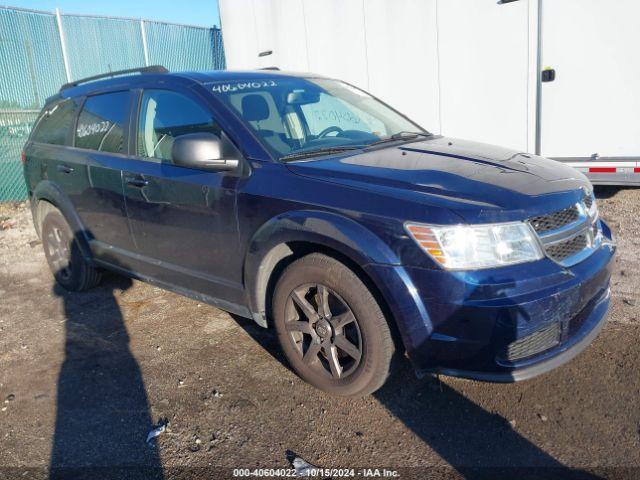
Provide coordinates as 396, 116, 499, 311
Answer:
528, 193, 601, 267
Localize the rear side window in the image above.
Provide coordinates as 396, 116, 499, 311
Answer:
137, 89, 221, 162
31, 99, 79, 145
75, 91, 130, 154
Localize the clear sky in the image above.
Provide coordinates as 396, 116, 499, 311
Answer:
6, 0, 220, 27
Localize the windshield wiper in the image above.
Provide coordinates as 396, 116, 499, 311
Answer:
367, 131, 433, 147
279, 131, 433, 161
280, 145, 365, 162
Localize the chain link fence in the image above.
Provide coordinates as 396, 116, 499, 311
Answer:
0, 5, 225, 202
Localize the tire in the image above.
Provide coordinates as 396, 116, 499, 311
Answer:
41, 209, 102, 292
273, 253, 395, 397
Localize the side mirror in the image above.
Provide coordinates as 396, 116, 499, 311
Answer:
171, 132, 239, 171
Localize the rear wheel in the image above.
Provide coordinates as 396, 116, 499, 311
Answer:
273, 253, 395, 397
41, 209, 101, 292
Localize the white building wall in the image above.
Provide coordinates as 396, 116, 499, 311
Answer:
253, 0, 309, 71
363, 0, 440, 135
301, 0, 369, 89
219, 0, 532, 150
220, 0, 640, 160
218, 0, 260, 70
436, 0, 531, 151
540, 0, 640, 158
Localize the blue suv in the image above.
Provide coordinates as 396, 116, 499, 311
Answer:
23, 66, 615, 396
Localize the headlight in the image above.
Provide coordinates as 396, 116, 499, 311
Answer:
405, 222, 544, 270
587, 195, 598, 220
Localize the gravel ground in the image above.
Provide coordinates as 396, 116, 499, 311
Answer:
0, 188, 639, 479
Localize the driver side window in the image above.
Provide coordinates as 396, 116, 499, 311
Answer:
137, 90, 221, 162
300, 93, 386, 137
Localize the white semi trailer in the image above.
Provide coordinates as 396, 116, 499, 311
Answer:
219, 0, 640, 185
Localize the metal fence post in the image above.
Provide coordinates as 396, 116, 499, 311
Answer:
140, 19, 150, 66
534, 0, 543, 156
55, 8, 72, 82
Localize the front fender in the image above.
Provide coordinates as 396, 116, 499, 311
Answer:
243, 210, 401, 325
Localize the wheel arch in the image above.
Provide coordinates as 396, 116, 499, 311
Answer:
31, 180, 93, 260
243, 210, 401, 332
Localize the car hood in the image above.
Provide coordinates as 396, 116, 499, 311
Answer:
285, 136, 591, 223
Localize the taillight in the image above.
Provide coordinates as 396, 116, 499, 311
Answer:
21, 150, 26, 165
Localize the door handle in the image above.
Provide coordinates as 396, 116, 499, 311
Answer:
124, 175, 149, 188
56, 164, 74, 174
541, 67, 556, 83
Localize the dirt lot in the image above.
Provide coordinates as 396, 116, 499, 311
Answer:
0, 188, 639, 479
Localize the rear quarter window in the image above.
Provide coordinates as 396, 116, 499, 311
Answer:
31, 99, 79, 145
75, 91, 131, 154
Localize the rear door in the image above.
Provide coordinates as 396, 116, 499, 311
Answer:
541, 0, 640, 183
28, 92, 135, 258
121, 88, 244, 307
69, 91, 136, 257
28, 97, 81, 197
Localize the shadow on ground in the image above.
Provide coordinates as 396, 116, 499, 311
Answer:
49, 273, 163, 480
593, 185, 634, 200
232, 312, 601, 480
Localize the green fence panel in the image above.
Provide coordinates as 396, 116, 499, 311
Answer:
0, 7, 225, 202
61, 15, 146, 81
212, 28, 226, 70
145, 22, 225, 71
0, 8, 67, 109
0, 111, 38, 201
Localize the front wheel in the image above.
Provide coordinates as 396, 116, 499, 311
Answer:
273, 253, 395, 397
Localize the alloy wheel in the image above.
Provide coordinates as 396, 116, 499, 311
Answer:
45, 225, 72, 281
284, 283, 363, 379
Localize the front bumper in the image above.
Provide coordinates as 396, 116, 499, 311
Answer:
423, 285, 610, 382
365, 221, 616, 382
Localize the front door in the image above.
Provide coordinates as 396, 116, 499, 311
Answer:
122, 88, 244, 307
541, 0, 640, 182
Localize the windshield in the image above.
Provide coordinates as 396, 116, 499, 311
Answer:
208, 77, 427, 160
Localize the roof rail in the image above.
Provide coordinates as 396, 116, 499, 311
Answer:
60, 65, 168, 91
259, 67, 280, 71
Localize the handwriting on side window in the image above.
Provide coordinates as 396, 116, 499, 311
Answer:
77, 121, 110, 138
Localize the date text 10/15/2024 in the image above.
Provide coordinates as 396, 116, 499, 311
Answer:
232, 468, 400, 477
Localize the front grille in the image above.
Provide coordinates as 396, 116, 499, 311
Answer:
500, 322, 561, 361
529, 205, 580, 234
584, 195, 593, 210
546, 233, 588, 262
528, 193, 599, 267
